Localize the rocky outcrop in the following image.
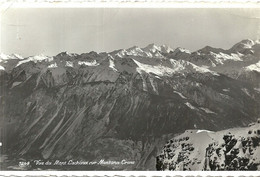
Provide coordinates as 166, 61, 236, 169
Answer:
157, 119, 260, 171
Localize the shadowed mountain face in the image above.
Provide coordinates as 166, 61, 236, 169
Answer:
0, 40, 260, 170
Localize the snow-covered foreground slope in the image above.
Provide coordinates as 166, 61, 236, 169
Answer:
157, 119, 260, 171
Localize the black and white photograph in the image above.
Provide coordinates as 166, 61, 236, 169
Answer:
0, 5, 260, 172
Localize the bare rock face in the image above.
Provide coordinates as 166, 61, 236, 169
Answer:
156, 120, 260, 171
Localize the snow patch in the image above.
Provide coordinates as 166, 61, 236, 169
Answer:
78, 60, 99, 66
254, 88, 260, 92
65, 61, 73, 67
170, 59, 219, 76
191, 63, 219, 76
178, 48, 191, 54
173, 91, 186, 99
11, 81, 22, 88
169, 59, 186, 72
48, 63, 58, 68
245, 61, 260, 72
133, 59, 219, 77
200, 107, 216, 114
209, 52, 243, 66
109, 57, 117, 72
134, 59, 176, 76
222, 88, 230, 92
0, 65, 5, 70
16, 55, 52, 67
185, 102, 196, 110
149, 76, 158, 94
201, 65, 210, 69
196, 130, 212, 133
138, 71, 148, 92
241, 88, 251, 97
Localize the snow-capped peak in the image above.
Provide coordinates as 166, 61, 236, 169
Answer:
56, 51, 78, 57
0, 53, 10, 60
32, 54, 48, 60
160, 44, 174, 53
10, 53, 24, 59
125, 46, 146, 56
143, 43, 173, 54
238, 39, 256, 49
173, 47, 191, 54
240, 39, 255, 47
230, 39, 257, 53
0, 53, 23, 60
143, 43, 161, 53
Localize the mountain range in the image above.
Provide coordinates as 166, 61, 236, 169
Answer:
0, 39, 259, 170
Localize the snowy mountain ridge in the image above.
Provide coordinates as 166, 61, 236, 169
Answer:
112, 43, 173, 58
1, 39, 259, 70
0, 53, 23, 61
1, 39, 259, 90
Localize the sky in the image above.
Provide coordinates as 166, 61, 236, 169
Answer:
1, 8, 260, 57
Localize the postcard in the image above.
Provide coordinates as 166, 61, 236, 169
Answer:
0, 1, 260, 175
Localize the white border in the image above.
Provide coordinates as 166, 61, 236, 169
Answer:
1, 170, 260, 176
1, 1, 260, 8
